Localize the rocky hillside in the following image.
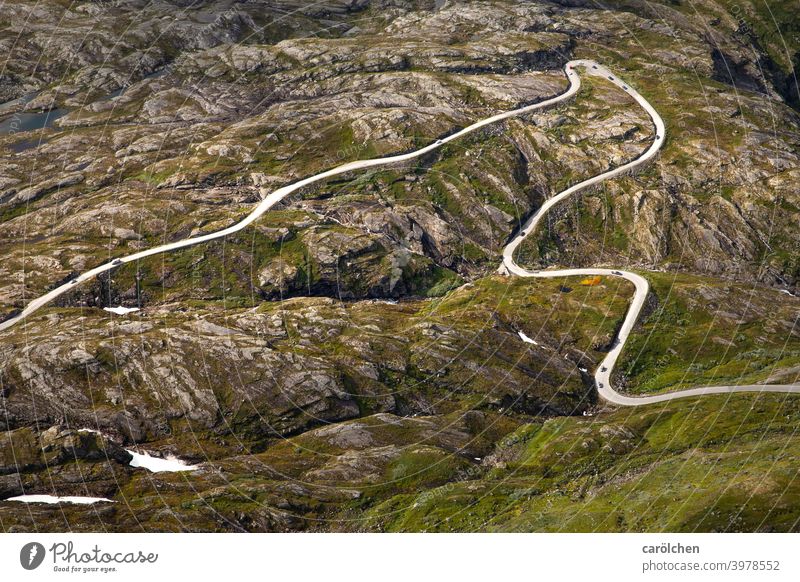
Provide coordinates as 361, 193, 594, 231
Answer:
0, 0, 798, 532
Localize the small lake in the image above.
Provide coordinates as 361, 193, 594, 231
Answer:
8, 136, 50, 153
0, 107, 69, 136
0, 66, 169, 149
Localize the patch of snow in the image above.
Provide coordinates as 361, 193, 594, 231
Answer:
78, 428, 102, 435
517, 331, 539, 345
104, 306, 140, 315
6, 495, 113, 505
77, 431, 198, 473
579, 367, 588, 373
780, 290, 796, 297
78, 427, 116, 440
127, 450, 199, 473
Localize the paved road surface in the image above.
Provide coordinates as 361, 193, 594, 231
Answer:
2, 59, 797, 406
501, 60, 799, 405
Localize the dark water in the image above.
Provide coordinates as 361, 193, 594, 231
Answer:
9, 136, 49, 153
106, 85, 127, 100
1, 66, 170, 151
0, 98, 67, 152
0, 107, 69, 136
0, 92, 35, 115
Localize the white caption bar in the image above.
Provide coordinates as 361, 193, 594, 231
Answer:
1, 533, 798, 581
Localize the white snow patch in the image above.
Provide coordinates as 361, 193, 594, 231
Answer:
780, 290, 796, 297
76, 431, 198, 473
579, 367, 588, 373
127, 450, 199, 473
517, 331, 539, 346
77, 427, 116, 440
78, 428, 102, 435
6, 495, 113, 505
104, 306, 140, 315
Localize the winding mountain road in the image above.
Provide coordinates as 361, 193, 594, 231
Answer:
2, 59, 797, 405
502, 60, 799, 405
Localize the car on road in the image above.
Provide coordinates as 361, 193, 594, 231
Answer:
601, 366, 608, 372
612, 270, 622, 275
608, 76, 614, 81
598, 383, 604, 389
70, 278, 79, 285
112, 259, 123, 266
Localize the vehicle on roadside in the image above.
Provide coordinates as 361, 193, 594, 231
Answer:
112, 259, 123, 266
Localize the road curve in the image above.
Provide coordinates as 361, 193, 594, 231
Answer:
2, 59, 797, 406
502, 60, 799, 405
0, 64, 584, 334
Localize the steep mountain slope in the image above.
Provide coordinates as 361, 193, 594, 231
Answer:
0, 0, 798, 532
